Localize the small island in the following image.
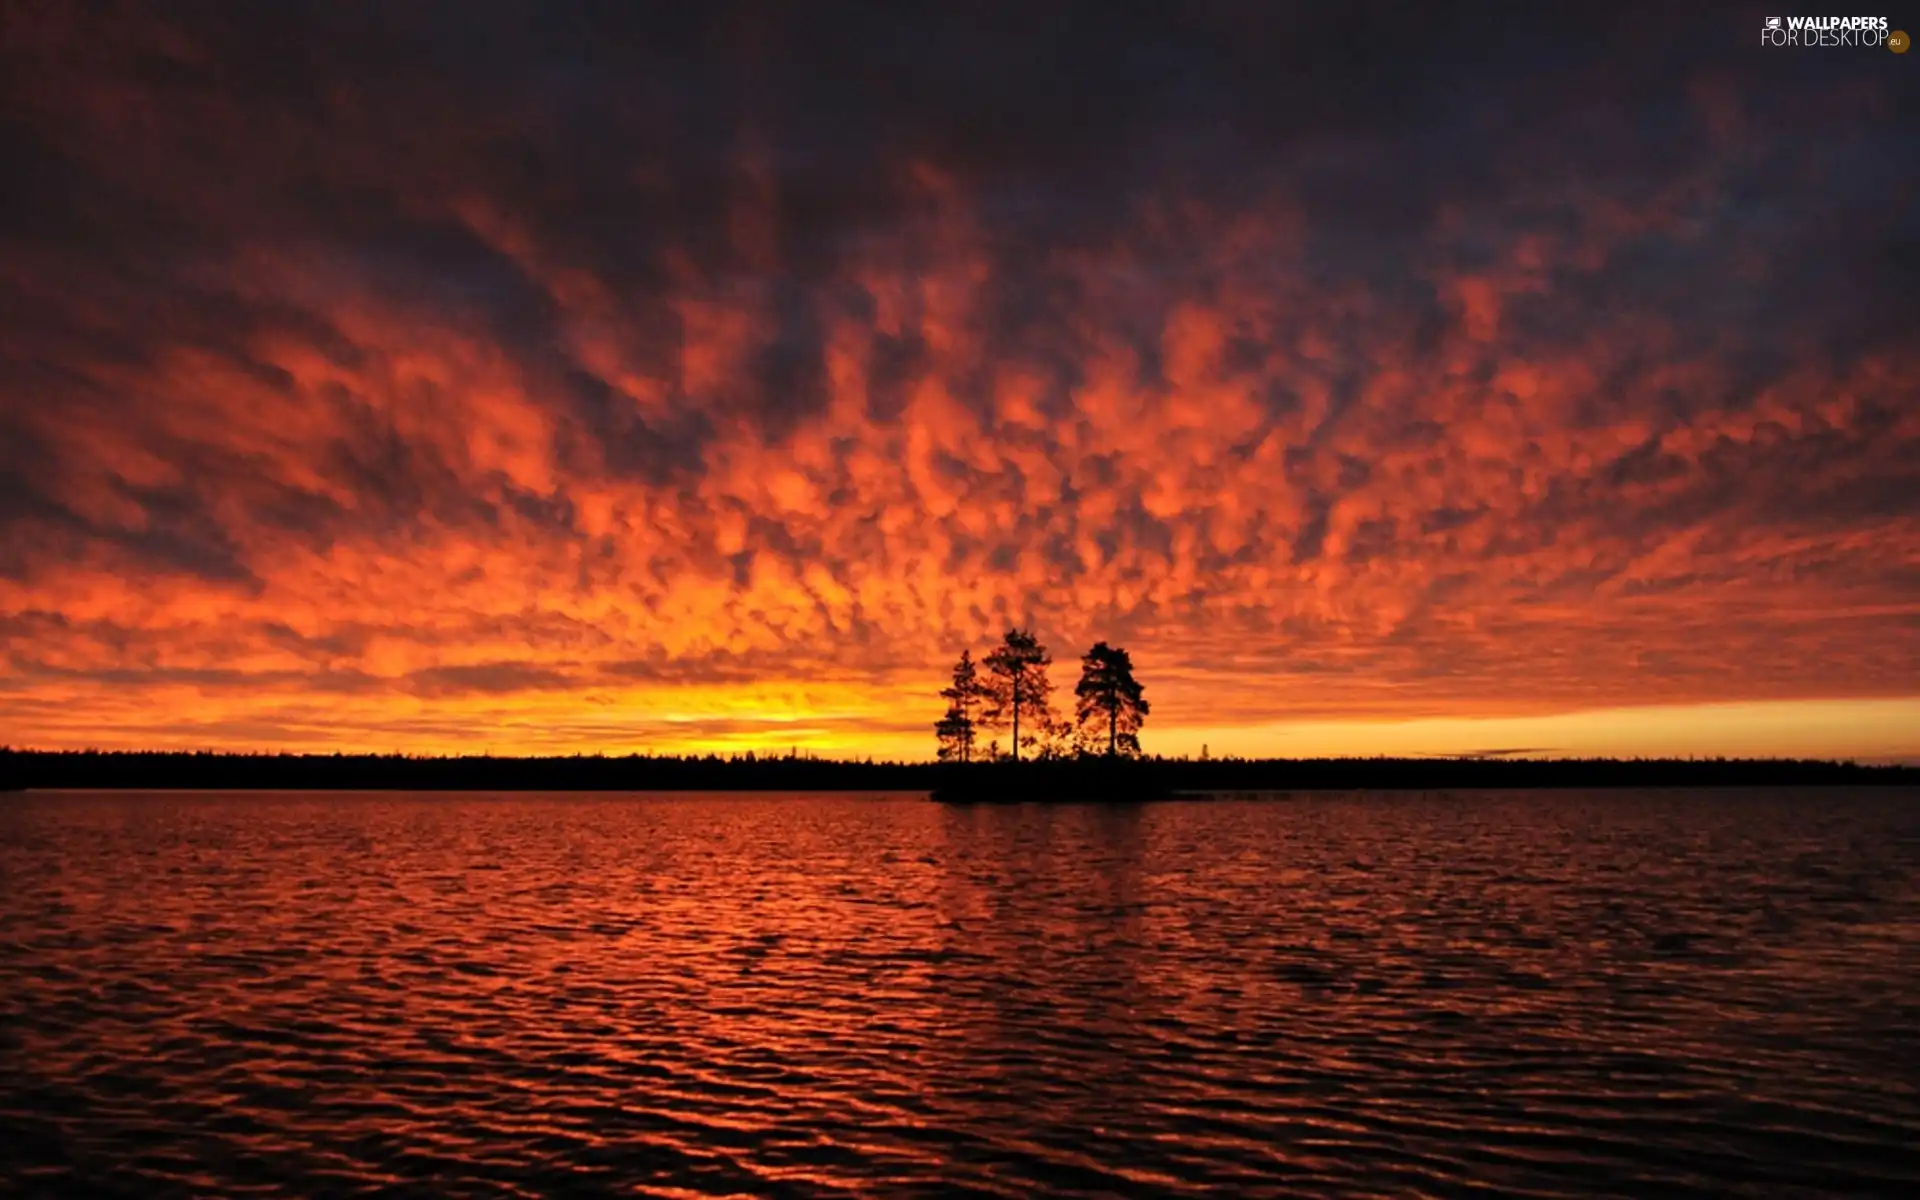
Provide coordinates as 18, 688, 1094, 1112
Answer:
925, 628, 1162, 802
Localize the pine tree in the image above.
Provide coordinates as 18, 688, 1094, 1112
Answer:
1074, 641, 1149, 757
934, 704, 972, 762
982, 628, 1056, 762
935, 649, 984, 762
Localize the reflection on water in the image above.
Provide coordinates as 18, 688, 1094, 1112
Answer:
2, 789, 1918, 1196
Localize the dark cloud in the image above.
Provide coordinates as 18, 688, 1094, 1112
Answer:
405, 662, 573, 696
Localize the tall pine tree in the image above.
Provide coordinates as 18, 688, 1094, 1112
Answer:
1074, 641, 1149, 757
982, 628, 1056, 762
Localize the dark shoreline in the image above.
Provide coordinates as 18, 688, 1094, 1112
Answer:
2, 749, 1914, 794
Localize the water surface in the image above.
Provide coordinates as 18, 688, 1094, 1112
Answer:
3, 788, 1918, 1197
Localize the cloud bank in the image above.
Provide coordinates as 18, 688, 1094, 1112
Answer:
1, 2, 1915, 754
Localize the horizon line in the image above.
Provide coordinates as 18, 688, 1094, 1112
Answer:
5, 747, 1915, 768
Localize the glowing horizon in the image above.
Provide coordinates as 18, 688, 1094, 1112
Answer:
8, 692, 1917, 768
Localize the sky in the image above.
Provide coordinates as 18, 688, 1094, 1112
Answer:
1, 2, 1916, 761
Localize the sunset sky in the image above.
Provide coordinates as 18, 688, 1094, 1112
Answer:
1, 3, 1916, 761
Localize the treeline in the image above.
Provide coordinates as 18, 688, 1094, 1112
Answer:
0, 748, 929, 792
3, 747, 1913, 792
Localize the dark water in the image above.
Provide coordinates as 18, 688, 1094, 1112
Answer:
3, 790, 1919, 1198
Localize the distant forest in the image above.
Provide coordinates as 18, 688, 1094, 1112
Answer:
2, 748, 1913, 792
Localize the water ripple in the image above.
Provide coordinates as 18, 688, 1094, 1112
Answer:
2, 788, 1919, 1197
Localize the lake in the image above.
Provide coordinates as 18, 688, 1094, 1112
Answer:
2, 789, 1917, 1197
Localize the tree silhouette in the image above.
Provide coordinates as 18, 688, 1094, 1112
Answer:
982, 628, 1057, 762
1074, 641, 1149, 757
933, 705, 971, 761
934, 649, 985, 762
